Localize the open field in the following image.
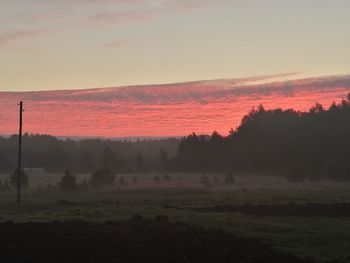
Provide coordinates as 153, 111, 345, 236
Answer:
1, 174, 350, 262
0, 218, 311, 263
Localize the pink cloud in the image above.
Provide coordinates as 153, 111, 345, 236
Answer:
0, 74, 349, 137
103, 41, 123, 48
3, 0, 227, 48
91, 9, 161, 26
0, 29, 49, 47
88, 1, 219, 26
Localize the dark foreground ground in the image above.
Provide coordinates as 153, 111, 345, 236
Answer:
0, 216, 312, 263
186, 202, 350, 217
1, 175, 350, 262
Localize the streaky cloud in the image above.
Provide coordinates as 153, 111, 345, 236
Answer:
3, 0, 225, 47
0, 28, 49, 47
0, 74, 349, 137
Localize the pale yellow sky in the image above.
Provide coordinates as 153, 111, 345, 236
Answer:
1, 0, 349, 91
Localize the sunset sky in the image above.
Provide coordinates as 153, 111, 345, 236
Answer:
1, 0, 349, 91
1, 1, 349, 137
1, 75, 349, 137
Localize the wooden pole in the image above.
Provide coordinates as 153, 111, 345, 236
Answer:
17, 101, 23, 204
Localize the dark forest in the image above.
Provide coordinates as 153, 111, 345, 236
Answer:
1, 94, 350, 181
172, 94, 350, 181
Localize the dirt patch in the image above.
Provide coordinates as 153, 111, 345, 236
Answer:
188, 203, 350, 217
0, 216, 311, 263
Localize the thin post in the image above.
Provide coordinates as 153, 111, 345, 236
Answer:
17, 101, 23, 204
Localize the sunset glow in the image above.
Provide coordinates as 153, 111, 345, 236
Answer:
1, 1, 350, 137
1, 75, 349, 137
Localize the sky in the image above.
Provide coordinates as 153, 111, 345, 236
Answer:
1, 75, 349, 137
1, 0, 350, 92
1, 0, 350, 137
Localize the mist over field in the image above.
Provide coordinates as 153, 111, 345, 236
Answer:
1, 75, 350, 263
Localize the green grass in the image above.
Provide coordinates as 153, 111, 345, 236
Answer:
1, 174, 350, 262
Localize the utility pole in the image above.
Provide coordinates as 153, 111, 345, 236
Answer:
17, 101, 23, 204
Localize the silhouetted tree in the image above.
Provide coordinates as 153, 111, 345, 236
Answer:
225, 172, 236, 185
163, 174, 171, 182
79, 149, 93, 172
174, 93, 350, 181
90, 167, 116, 189
58, 169, 78, 193
135, 153, 148, 172
159, 148, 168, 168
200, 173, 211, 189
136, 153, 144, 167
102, 147, 116, 168
0, 134, 179, 174
154, 174, 161, 183
118, 176, 126, 187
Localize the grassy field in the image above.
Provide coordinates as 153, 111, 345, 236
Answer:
1, 173, 350, 262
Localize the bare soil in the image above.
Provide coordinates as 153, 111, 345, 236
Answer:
0, 216, 312, 263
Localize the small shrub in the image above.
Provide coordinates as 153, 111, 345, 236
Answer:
58, 170, 78, 193
154, 174, 161, 183
90, 167, 116, 189
200, 173, 211, 189
163, 174, 172, 182
224, 172, 236, 185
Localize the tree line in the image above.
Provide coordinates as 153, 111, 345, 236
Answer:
0, 135, 179, 174
170, 94, 350, 181
1, 94, 350, 182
